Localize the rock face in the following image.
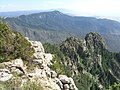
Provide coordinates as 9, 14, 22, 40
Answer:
59, 75, 70, 84
58, 75, 78, 90
0, 39, 78, 90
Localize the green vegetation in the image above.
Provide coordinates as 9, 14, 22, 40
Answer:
0, 79, 43, 90
43, 43, 65, 74
43, 43, 80, 77
0, 20, 34, 62
43, 33, 120, 90
109, 83, 120, 90
22, 81, 43, 90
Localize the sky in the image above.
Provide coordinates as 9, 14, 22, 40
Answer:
0, 0, 120, 21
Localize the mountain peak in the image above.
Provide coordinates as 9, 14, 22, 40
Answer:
85, 32, 107, 52
52, 10, 61, 13
49, 10, 63, 15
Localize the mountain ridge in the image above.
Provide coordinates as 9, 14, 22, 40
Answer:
2, 10, 120, 52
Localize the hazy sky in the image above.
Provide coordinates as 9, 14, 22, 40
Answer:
0, 0, 120, 21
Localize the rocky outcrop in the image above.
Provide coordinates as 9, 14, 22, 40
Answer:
1, 58, 26, 76
59, 32, 120, 89
85, 32, 107, 54
0, 39, 78, 90
58, 75, 78, 90
59, 75, 70, 84
28, 40, 78, 90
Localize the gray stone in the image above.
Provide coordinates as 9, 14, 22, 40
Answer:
55, 78, 63, 89
58, 75, 70, 84
64, 84, 69, 89
14, 69, 24, 75
69, 83, 75, 90
46, 71, 51, 77
11, 58, 24, 67
0, 69, 13, 81
51, 71, 57, 78
69, 78, 78, 90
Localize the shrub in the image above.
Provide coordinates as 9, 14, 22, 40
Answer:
0, 20, 35, 62
109, 83, 120, 90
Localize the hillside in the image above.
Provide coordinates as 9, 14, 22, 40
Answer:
2, 11, 120, 52
44, 32, 120, 90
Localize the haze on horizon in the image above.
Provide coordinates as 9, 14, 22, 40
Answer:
0, 0, 120, 21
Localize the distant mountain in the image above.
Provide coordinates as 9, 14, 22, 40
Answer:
0, 10, 49, 17
2, 10, 120, 52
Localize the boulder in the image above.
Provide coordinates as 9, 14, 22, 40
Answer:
69, 84, 75, 90
2, 58, 26, 75
30, 41, 44, 52
44, 53, 53, 61
58, 75, 70, 84
69, 78, 78, 90
33, 52, 44, 59
51, 71, 57, 78
46, 71, 51, 77
55, 78, 63, 89
14, 69, 24, 75
11, 58, 24, 67
0, 69, 13, 81
64, 84, 69, 89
